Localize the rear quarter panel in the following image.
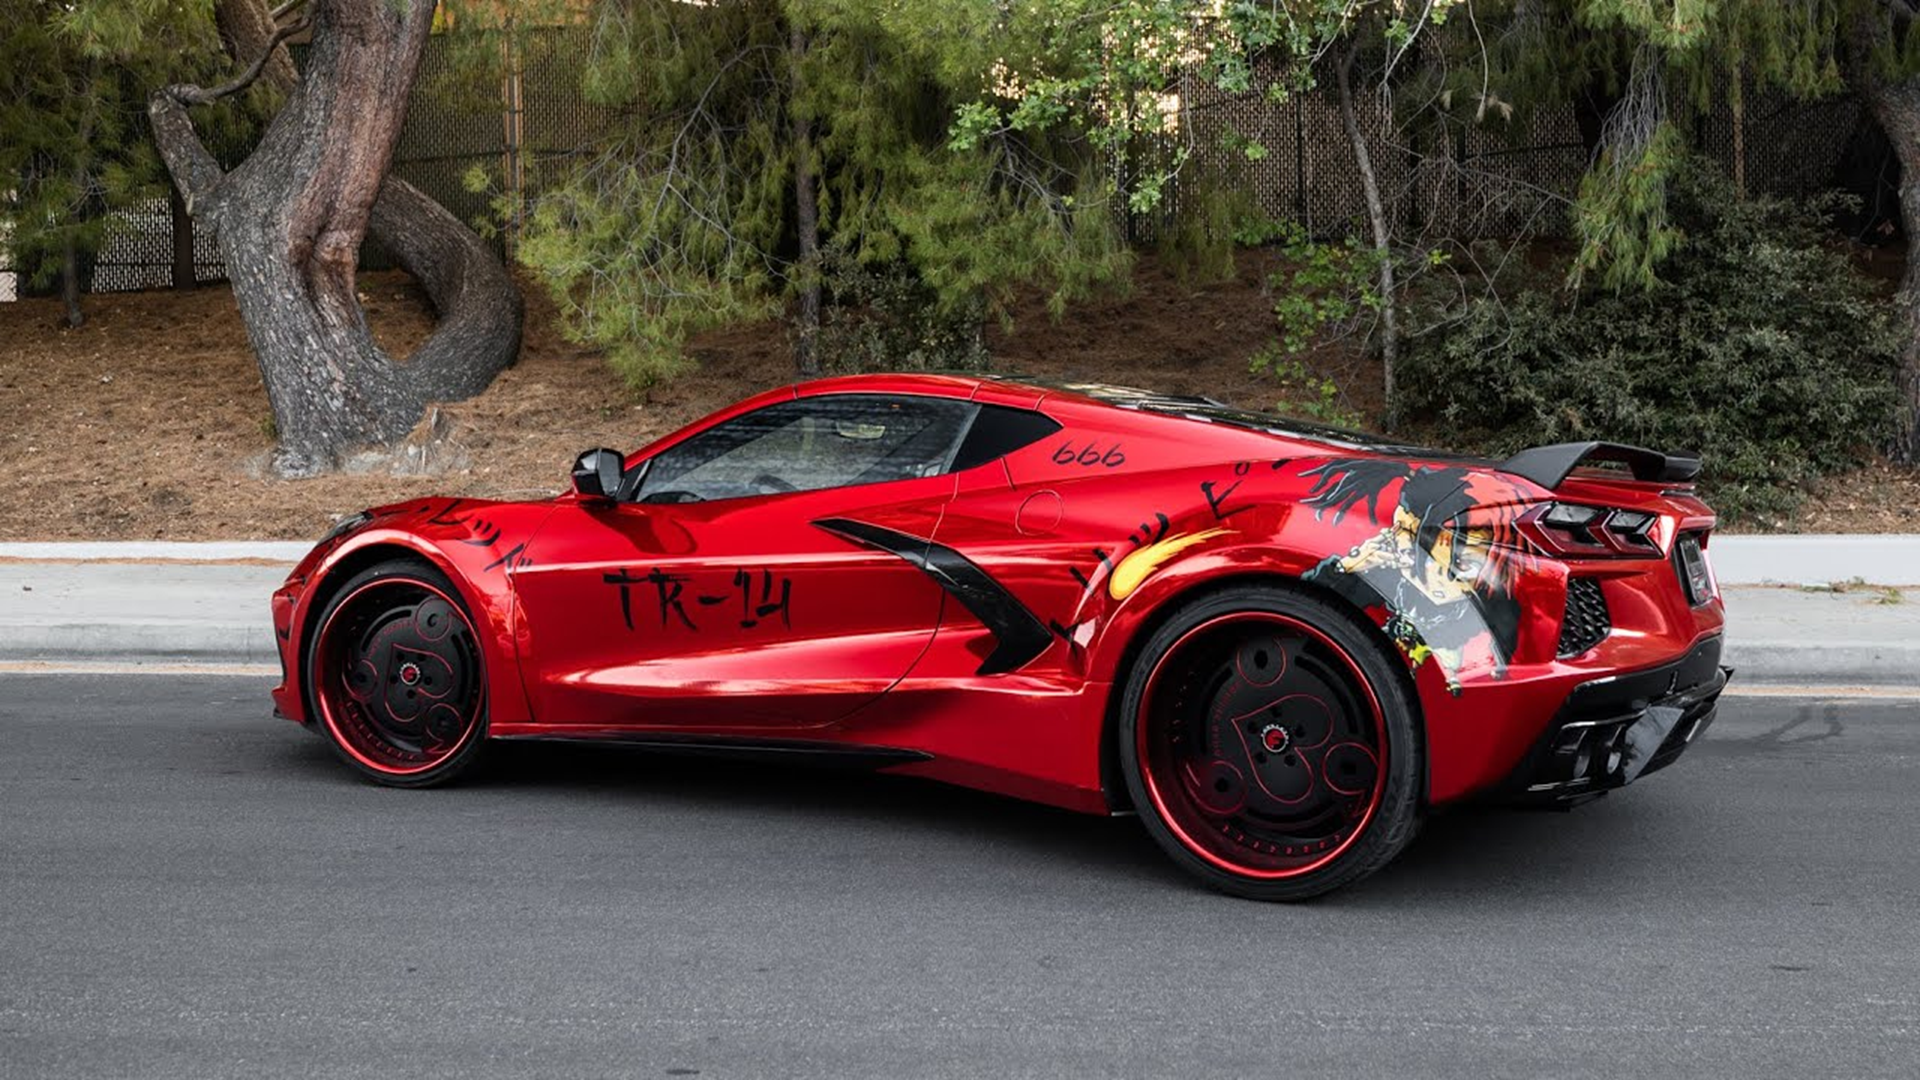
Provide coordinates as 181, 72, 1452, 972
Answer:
919, 435, 1667, 810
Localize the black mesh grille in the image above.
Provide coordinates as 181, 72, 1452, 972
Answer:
1558, 578, 1611, 658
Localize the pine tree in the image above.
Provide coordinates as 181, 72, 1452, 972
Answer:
0, 0, 234, 327
493, 0, 1134, 386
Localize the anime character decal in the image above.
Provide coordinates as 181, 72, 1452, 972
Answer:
1300, 459, 1530, 695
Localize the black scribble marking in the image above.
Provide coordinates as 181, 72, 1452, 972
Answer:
1233, 460, 1252, 476
649, 568, 696, 630
481, 542, 526, 574
1201, 478, 1250, 521
1130, 513, 1171, 548
458, 521, 503, 547
424, 500, 466, 526
604, 569, 643, 631
735, 568, 792, 629
1270, 458, 1292, 471
1069, 548, 1115, 598
697, 594, 729, 606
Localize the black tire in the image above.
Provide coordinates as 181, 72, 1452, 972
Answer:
303, 557, 489, 788
1118, 584, 1422, 901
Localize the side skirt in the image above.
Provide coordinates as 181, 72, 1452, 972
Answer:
490, 732, 931, 771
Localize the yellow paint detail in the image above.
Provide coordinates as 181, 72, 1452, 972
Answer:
1108, 529, 1231, 601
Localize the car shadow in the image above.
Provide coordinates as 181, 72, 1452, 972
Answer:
271, 729, 1697, 904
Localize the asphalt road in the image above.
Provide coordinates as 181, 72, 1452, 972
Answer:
1, 675, 1916, 1080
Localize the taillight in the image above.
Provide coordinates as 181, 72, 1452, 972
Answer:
1674, 532, 1716, 604
1519, 502, 1667, 558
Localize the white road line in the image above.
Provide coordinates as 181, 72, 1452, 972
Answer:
1720, 682, 1920, 700
0, 662, 279, 677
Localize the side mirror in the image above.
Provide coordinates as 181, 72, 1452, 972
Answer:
571, 448, 625, 503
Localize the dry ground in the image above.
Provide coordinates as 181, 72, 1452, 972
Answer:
1, 250, 1911, 539
0, 252, 1322, 540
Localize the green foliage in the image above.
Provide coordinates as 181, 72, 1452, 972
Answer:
1401, 163, 1900, 521
1261, 221, 1386, 357
0, 1, 264, 297
950, 2, 1468, 216
1247, 343, 1363, 428
1569, 122, 1686, 292
1238, 220, 1388, 430
1149, 145, 1275, 283
815, 251, 990, 374
483, 0, 1132, 388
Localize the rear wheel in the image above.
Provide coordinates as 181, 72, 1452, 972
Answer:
305, 558, 488, 788
1119, 585, 1421, 900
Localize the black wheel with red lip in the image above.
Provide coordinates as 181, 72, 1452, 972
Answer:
305, 559, 488, 788
1119, 585, 1422, 901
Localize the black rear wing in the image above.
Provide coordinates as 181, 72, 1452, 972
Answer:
1498, 441, 1701, 490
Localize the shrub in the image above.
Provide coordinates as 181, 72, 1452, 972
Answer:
815, 252, 991, 374
1399, 163, 1901, 523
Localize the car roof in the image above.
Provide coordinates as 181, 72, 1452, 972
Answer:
780, 372, 1486, 464
801, 372, 1458, 457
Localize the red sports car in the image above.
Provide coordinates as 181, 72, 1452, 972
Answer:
271, 374, 1729, 900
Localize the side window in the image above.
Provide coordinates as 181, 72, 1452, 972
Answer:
636, 395, 978, 503
950, 404, 1063, 471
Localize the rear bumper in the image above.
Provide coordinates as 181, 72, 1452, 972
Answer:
1499, 634, 1728, 806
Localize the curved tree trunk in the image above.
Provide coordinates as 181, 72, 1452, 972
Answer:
151, 0, 521, 477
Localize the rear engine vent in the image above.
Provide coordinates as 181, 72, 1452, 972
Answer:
1558, 578, 1611, 658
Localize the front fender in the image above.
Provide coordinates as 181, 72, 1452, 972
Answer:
272, 499, 557, 727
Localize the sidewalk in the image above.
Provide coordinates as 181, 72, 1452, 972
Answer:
2, 554, 1916, 684
0, 561, 288, 666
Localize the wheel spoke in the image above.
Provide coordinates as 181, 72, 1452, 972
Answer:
1137, 612, 1387, 879
314, 577, 484, 777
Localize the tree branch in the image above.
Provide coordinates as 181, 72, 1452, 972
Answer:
167, 16, 309, 106
269, 0, 310, 19
147, 91, 225, 212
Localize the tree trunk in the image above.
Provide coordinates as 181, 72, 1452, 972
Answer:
1849, 16, 1920, 464
1335, 45, 1399, 425
169, 181, 196, 289
60, 235, 84, 329
63, 60, 102, 330
789, 23, 821, 378
151, 0, 522, 477
214, 0, 300, 94
1729, 48, 1746, 199
1889, 129, 1920, 463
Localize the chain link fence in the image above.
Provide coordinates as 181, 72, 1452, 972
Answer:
0, 29, 1884, 302
1159, 71, 1873, 248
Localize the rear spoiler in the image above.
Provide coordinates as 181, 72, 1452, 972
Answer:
1498, 441, 1702, 490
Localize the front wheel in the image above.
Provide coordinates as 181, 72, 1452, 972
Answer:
1119, 585, 1422, 900
305, 558, 489, 788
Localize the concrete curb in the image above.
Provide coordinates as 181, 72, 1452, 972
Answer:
0, 541, 311, 563
0, 560, 288, 669
0, 624, 283, 666
1720, 640, 1920, 686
